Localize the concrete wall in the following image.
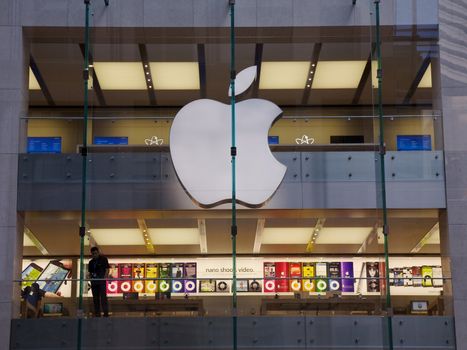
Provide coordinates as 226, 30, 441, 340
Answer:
17, 0, 437, 28
0, 0, 450, 349
439, 0, 467, 349
0, 1, 27, 349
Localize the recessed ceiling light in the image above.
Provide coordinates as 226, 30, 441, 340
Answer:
262, 228, 313, 244
90, 228, 144, 245
148, 228, 200, 245
313, 61, 367, 89
149, 62, 200, 90
93, 62, 147, 90
29, 68, 41, 90
259, 61, 310, 89
315, 227, 373, 245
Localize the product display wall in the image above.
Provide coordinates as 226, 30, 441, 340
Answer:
21, 259, 73, 297
42, 256, 446, 298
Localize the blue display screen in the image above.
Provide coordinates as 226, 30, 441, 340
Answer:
268, 136, 279, 145
27, 137, 62, 153
93, 136, 129, 145
397, 135, 432, 151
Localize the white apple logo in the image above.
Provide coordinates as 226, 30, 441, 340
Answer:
170, 66, 286, 208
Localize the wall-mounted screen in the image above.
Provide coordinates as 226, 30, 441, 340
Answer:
93, 136, 128, 145
397, 135, 432, 151
27, 137, 62, 153
330, 135, 364, 144
268, 136, 279, 145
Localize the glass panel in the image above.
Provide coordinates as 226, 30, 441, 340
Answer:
15, 1, 452, 350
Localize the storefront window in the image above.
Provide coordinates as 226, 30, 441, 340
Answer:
16, 1, 450, 349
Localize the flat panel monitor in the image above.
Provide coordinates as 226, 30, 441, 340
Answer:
21, 263, 43, 288
36, 261, 70, 294
93, 136, 128, 145
27, 137, 62, 154
268, 136, 279, 145
330, 135, 364, 144
43, 303, 63, 315
410, 300, 428, 314
397, 135, 432, 151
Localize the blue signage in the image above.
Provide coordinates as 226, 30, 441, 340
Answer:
27, 137, 62, 154
93, 136, 129, 145
397, 135, 432, 151
268, 136, 279, 145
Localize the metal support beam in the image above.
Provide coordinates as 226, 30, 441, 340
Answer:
24, 226, 49, 255
79, 44, 106, 106
252, 43, 263, 98
301, 43, 322, 105
198, 219, 208, 254
138, 44, 157, 105
137, 219, 155, 254
352, 45, 376, 105
197, 44, 207, 98
30, 55, 55, 106
357, 222, 380, 254
85, 228, 98, 249
403, 53, 431, 104
411, 222, 439, 253
306, 218, 326, 253
253, 219, 265, 254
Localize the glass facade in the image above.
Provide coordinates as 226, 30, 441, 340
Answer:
5, 0, 461, 349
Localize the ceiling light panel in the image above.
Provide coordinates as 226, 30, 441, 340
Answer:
418, 63, 432, 88
29, 68, 41, 90
90, 229, 144, 245
148, 228, 200, 245
313, 61, 367, 89
259, 61, 310, 89
262, 227, 313, 244
315, 227, 373, 245
93, 62, 147, 90
149, 62, 200, 90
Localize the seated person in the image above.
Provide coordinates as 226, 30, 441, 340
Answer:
23, 283, 45, 318
21, 283, 60, 318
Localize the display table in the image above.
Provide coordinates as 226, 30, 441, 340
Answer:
260, 297, 382, 315
87, 298, 204, 316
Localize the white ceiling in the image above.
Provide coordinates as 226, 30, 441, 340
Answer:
23, 209, 441, 257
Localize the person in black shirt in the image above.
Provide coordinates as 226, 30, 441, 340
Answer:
22, 283, 45, 318
88, 247, 110, 317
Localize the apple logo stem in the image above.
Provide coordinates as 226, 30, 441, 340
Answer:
170, 66, 287, 208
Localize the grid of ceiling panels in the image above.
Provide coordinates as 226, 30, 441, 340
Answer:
28, 41, 433, 107
23, 213, 440, 257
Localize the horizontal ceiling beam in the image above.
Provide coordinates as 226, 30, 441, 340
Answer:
253, 218, 265, 254
29, 55, 55, 106
198, 219, 208, 254
411, 222, 439, 253
137, 219, 155, 254
24, 226, 49, 255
